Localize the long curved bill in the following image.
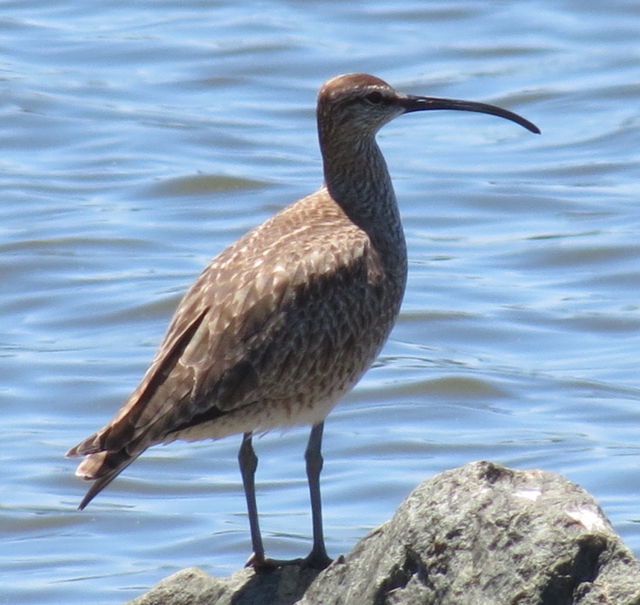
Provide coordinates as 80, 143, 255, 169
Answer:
400, 95, 540, 134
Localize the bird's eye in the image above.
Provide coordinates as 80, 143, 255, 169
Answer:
364, 91, 384, 105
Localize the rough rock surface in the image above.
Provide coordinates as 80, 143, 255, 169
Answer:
127, 565, 320, 605
128, 461, 640, 605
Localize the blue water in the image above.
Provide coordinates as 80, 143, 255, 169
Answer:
2, 1, 639, 603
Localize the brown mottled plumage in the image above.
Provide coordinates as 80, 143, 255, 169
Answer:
67, 73, 539, 570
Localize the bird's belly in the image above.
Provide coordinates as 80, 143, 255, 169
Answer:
167, 270, 404, 445
170, 316, 394, 443
169, 322, 385, 443
169, 382, 354, 443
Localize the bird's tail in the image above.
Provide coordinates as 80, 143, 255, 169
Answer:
66, 439, 141, 510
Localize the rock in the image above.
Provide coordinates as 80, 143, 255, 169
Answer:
127, 565, 320, 605
300, 461, 640, 605
127, 461, 640, 605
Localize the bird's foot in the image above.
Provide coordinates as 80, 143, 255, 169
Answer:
301, 547, 332, 570
245, 550, 333, 573
245, 552, 302, 572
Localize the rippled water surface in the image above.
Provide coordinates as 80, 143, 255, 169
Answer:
2, 1, 639, 603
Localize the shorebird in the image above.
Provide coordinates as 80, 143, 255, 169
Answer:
67, 73, 539, 570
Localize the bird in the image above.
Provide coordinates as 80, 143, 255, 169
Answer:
66, 73, 539, 571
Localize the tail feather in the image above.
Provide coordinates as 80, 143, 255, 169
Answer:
66, 432, 104, 458
71, 449, 141, 510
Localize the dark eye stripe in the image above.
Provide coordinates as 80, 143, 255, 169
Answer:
342, 89, 389, 107
365, 91, 384, 104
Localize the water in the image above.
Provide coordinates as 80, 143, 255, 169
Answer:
2, 1, 639, 603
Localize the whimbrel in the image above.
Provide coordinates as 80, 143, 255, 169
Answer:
67, 73, 539, 570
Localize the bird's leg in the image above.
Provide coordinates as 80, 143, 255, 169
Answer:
239, 426, 332, 572
303, 422, 332, 569
239, 433, 304, 572
238, 432, 268, 568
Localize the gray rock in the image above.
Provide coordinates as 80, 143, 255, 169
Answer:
127, 461, 640, 605
127, 565, 320, 605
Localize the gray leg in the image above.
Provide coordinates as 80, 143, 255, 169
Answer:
304, 422, 332, 569
238, 432, 265, 566
239, 426, 332, 571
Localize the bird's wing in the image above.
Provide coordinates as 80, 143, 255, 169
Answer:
67, 194, 379, 460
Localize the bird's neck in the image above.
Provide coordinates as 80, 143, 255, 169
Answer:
319, 128, 408, 313
320, 134, 405, 251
